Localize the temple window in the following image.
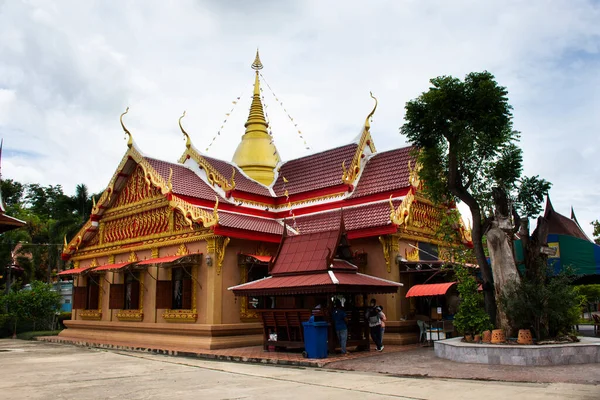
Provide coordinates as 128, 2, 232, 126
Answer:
124, 272, 140, 310
156, 267, 192, 310
86, 277, 100, 310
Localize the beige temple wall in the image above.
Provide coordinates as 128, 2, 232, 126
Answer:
220, 239, 280, 324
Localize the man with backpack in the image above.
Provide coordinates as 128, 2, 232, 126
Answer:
367, 298, 385, 351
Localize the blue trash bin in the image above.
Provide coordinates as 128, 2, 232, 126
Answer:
302, 316, 329, 359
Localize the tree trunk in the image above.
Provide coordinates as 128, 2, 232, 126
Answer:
487, 223, 520, 334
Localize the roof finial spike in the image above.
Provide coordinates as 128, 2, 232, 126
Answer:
251, 48, 263, 71
364, 91, 378, 132
120, 107, 133, 148
179, 111, 192, 149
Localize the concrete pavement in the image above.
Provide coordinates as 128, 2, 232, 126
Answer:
1, 339, 599, 399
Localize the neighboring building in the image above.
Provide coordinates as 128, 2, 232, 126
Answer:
58, 52, 470, 350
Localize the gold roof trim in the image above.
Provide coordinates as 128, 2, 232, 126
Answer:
120, 107, 133, 149
178, 146, 236, 192
342, 92, 378, 185
179, 111, 192, 149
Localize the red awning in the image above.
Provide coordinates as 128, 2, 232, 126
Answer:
57, 267, 92, 276
241, 254, 272, 263
405, 282, 456, 298
136, 253, 202, 266
92, 262, 133, 272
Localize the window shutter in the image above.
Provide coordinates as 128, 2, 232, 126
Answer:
182, 278, 192, 310
88, 282, 99, 310
155, 280, 172, 309
130, 280, 140, 310
109, 284, 124, 309
73, 287, 87, 309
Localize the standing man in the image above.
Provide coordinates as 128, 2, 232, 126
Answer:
332, 300, 348, 355
367, 298, 384, 351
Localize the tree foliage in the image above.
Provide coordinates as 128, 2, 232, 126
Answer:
400, 71, 551, 322
1, 179, 99, 286
592, 220, 600, 245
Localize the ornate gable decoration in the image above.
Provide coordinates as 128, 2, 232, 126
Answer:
342, 92, 378, 186
177, 112, 236, 193
62, 108, 219, 260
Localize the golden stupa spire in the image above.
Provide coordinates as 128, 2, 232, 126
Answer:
231, 50, 281, 186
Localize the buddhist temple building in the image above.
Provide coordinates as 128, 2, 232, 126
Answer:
58, 52, 471, 350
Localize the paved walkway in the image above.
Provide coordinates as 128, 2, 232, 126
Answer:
326, 346, 600, 385
40, 335, 419, 367
1, 340, 599, 399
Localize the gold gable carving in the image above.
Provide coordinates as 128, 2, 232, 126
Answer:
113, 165, 163, 208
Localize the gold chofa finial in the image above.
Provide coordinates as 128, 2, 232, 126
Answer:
251, 49, 263, 71
179, 111, 192, 149
364, 92, 378, 132
120, 107, 133, 148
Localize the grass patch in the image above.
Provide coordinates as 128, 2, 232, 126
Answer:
16, 330, 62, 340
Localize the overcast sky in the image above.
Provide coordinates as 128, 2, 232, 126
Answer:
1, 0, 599, 236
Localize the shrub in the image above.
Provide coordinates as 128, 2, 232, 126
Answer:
5, 281, 61, 335
500, 270, 582, 340
453, 264, 493, 336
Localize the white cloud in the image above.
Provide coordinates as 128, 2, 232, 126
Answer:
0, 0, 599, 236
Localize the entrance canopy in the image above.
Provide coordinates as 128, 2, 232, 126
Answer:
136, 253, 202, 267
229, 216, 402, 297
92, 262, 134, 272
405, 282, 456, 298
230, 270, 401, 296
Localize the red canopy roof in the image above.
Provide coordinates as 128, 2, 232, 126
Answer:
405, 282, 456, 298
57, 267, 92, 276
229, 271, 401, 296
92, 262, 133, 272
137, 254, 202, 266
271, 229, 339, 274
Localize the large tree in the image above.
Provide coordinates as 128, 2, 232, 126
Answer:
401, 71, 550, 323
592, 220, 600, 245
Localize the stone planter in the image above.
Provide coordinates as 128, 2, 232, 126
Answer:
491, 329, 506, 344
518, 329, 533, 345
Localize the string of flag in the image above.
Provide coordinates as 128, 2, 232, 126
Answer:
281, 176, 299, 232
259, 86, 280, 155
259, 72, 311, 151
205, 94, 243, 152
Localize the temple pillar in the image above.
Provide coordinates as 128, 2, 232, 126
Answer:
379, 235, 400, 321
205, 236, 230, 324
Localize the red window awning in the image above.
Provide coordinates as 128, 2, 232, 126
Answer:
92, 262, 133, 272
57, 267, 92, 276
405, 282, 456, 298
137, 253, 202, 266
240, 254, 272, 263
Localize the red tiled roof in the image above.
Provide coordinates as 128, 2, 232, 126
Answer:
145, 158, 228, 202
202, 155, 272, 197
228, 271, 401, 296
273, 144, 357, 196
405, 282, 456, 297
330, 259, 358, 271
218, 212, 284, 235
351, 146, 414, 198
271, 229, 340, 275
292, 200, 400, 234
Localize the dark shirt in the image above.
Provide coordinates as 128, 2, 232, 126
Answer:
332, 308, 347, 331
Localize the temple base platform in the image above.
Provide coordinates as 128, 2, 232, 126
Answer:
60, 320, 263, 350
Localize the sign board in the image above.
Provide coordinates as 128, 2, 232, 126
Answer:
436, 307, 442, 315
540, 246, 557, 256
